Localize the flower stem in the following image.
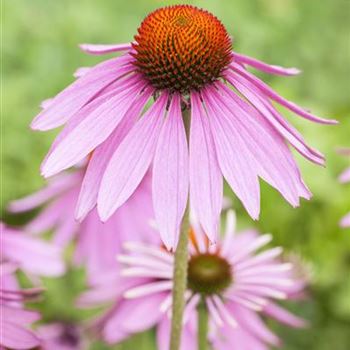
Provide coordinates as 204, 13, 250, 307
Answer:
198, 300, 208, 350
170, 107, 191, 350
170, 204, 190, 350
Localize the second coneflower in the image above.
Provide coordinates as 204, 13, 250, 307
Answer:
32, 5, 335, 249
77, 210, 307, 349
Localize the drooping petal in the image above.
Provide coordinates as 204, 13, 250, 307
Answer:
229, 303, 280, 346
25, 200, 65, 234
76, 89, 153, 220
190, 92, 223, 242
230, 62, 338, 124
0, 321, 40, 350
77, 280, 127, 307
210, 83, 311, 205
52, 214, 79, 247
75, 89, 153, 220
98, 92, 168, 221
226, 72, 325, 165
264, 302, 308, 328
202, 90, 261, 219
2, 232, 65, 276
103, 294, 166, 342
79, 43, 132, 55
7, 172, 79, 213
232, 52, 301, 76
157, 317, 197, 350
1, 305, 40, 325
153, 94, 189, 249
41, 78, 145, 177
31, 55, 134, 130
214, 323, 270, 350
41, 74, 140, 169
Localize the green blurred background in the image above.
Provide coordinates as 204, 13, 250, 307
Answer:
2, 0, 350, 349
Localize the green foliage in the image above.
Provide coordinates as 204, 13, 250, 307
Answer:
2, 0, 350, 349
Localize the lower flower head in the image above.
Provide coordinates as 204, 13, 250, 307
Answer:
79, 210, 308, 348
187, 252, 232, 295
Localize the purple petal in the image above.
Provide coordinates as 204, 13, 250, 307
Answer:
2, 232, 65, 276
79, 43, 132, 55
103, 294, 166, 342
41, 78, 145, 177
230, 62, 338, 124
98, 92, 168, 221
75, 90, 152, 220
264, 302, 308, 328
0, 321, 40, 349
1, 305, 40, 325
340, 212, 350, 228
77, 281, 124, 307
31, 55, 134, 130
157, 317, 196, 350
227, 72, 325, 165
232, 52, 301, 76
40, 75, 138, 170
209, 83, 311, 206
8, 173, 78, 213
25, 200, 67, 234
339, 167, 350, 183
229, 303, 280, 346
202, 90, 261, 219
152, 94, 189, 249
190, 92, 223, 242
214, 324, 269, 350
52, 214, 79, 247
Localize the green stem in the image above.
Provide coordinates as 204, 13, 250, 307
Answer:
170, 205, 190, 350
170, 107, 191, 350
198, 300, 209, 350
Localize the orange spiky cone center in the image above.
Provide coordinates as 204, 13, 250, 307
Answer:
133, 5, 232, 93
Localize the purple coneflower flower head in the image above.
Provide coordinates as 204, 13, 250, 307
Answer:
0, 262, 42, 349
337, 148, 350, 228
1, 222, 65, 277
31, 5, 336, 249
37, 322, 86, 350
78, 210, 307, 348
8, 170, 156, 285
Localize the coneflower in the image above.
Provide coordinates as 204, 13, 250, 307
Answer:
32, 5, 335, 249
78, 210, 307, 349
30, 5, 333, 347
